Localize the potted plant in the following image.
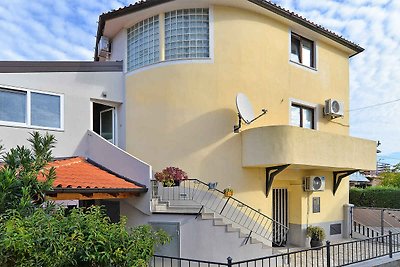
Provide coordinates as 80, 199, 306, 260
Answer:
208, 182, 218, 190
306, 226, 326, 248
155, 167, 188, 187
223, 186, 233, 197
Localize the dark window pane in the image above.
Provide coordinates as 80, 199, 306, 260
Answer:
0, 89, 26, 123
303, 107, 313, 129
31, 92, 60, 128
290, 37, 301, 63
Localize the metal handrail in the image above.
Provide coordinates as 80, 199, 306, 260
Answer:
152, 178, 289, 246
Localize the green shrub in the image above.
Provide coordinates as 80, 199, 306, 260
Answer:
0, 206, 169, 267
0, 132, 170, 266
350, 187, 400, 208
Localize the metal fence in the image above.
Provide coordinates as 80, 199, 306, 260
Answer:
352, 207, 400, 237
152, 232, 400, 267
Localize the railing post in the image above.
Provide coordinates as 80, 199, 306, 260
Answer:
381, 209, 385, 236
227, 256, 232, 267
326, 240, 331, 267
389, 231, 393, 258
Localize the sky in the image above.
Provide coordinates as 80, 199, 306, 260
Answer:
0, 0, 399, 165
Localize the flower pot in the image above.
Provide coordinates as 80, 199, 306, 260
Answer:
161, 180, 182, 187
224, 191, 233, 197
310, 239, 323, 248
208, 182, 218, 190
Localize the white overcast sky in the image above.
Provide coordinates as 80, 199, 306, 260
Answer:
0, 0, 399, 164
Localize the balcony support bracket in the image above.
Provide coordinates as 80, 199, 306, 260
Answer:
266, 164, 290, 197
333, 170, 358, 195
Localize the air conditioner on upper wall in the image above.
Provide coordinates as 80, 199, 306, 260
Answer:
304, 176, 326, 192
98, 36, 111, 59
324, 99, 344, 118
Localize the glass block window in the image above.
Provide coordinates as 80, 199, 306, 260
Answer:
165, 8, 209, 60
127, 15, 160, 71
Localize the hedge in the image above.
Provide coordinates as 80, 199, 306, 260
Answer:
350, 187, 400, 209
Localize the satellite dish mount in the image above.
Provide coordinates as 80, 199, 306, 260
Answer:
234, 93, 267, 133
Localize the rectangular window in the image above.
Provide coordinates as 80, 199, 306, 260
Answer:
291, 104, 315, 129
0, 89, 26, 123
290, 33, 315, 68
31, 92, 61, 128
0, 87, 62, 130
165, 8, 209, 60
127, 15, 160, 71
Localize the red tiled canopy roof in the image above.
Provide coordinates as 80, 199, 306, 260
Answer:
38, 157, 146, 193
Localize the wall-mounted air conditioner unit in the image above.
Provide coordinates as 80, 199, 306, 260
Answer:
98, 36, 111, 59
324, 99, 344, 119
304, 176, 325, 191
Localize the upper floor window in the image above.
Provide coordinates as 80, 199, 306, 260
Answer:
126, 8, 210, 71
127, 15, 160, 71
290, 33, 315, 68
0, 87, 62, 130
291, 103, 315, 129
165, 8, 209, 60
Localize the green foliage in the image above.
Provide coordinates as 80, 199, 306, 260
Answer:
0, 132, 56, 215
306, 226, 325, 241
380, 171, 400, 188
0, 133, 170, 266
0, 206, 170, 267
350, 187, 400, 209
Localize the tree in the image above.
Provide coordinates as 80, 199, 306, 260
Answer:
0, 132, 56, 215
378, 162, 400, 188
0, 132, 169, 266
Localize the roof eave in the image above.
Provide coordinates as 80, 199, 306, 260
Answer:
94, 0, 364, 60
247, 0, 364, 56
47, 187, 148, 194
94, 0, 174, 61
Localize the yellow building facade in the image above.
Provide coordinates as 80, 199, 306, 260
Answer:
97, 0, 376, 246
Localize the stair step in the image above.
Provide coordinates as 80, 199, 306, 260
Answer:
251, 237, 262, 244
226, 224, 240, 233
213, 218, 227, 226
201, 212, 216, 220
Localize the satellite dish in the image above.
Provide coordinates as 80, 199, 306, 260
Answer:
234, 92, 268, 133
236, 93, 255, 124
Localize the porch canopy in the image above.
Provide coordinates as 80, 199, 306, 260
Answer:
39, 157, 147, 200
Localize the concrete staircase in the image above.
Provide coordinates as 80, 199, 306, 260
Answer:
200, 211, 272, 249
151, 197, 273, 248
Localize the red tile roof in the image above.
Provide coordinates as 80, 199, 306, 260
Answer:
38, 157, 145, 192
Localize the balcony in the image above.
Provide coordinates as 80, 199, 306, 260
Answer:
241, 126, 376, 171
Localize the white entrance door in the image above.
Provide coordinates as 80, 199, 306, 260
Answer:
100, 108, 115, 144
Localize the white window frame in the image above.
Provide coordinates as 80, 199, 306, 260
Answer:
288, 31, 317, 71
289, 98, 318, 130
0, 84, 64, 131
